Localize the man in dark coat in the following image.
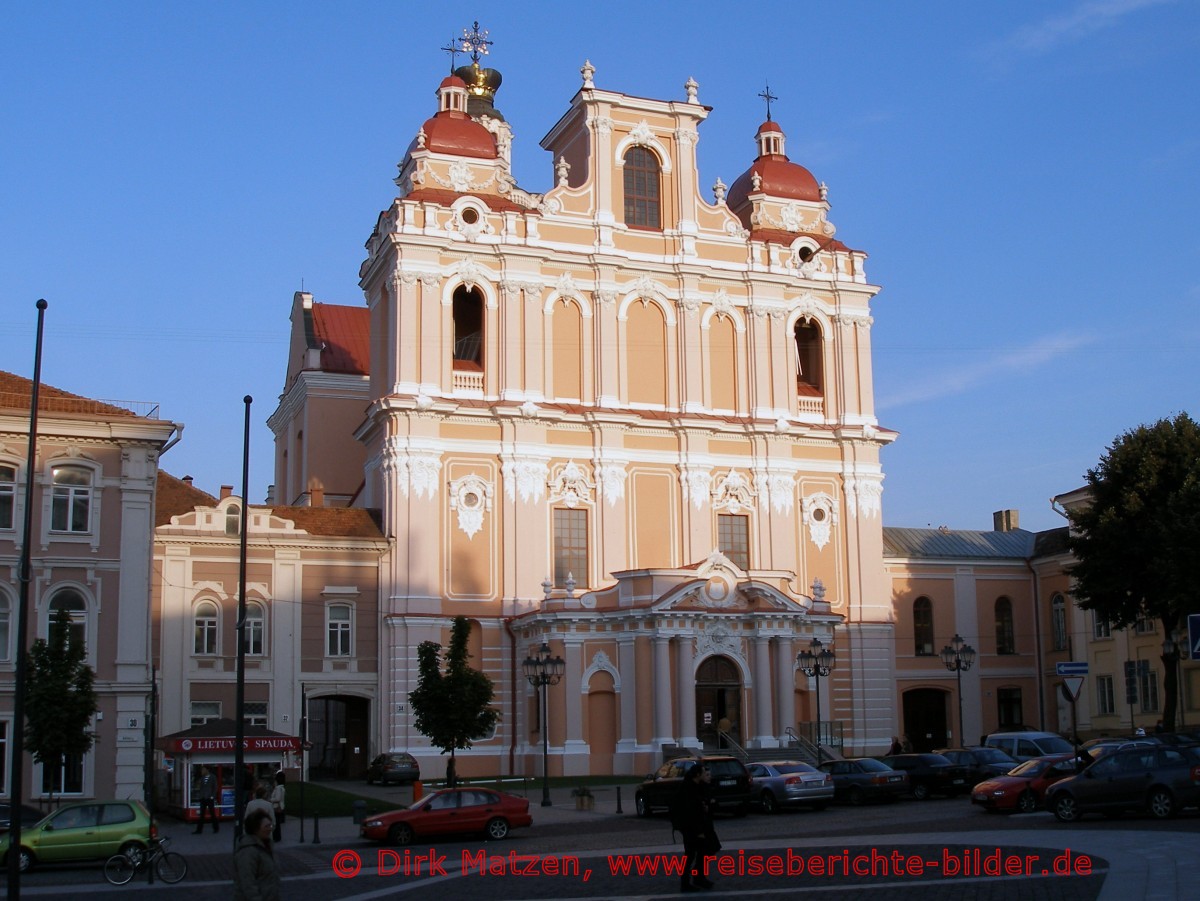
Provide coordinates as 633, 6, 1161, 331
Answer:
670, 763, 718, 892
195, 766, 218, 834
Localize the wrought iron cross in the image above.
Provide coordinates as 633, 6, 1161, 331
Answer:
460, 21, 492, 65
758, 82, 778, 121
441, 35, 461, 72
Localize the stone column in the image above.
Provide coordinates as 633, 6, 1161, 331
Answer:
676, 635, 698, 748
652, 635, 674, 747
775, 635, 796, 742
615, 637, 639, 764
562, 639, 589, 774
753, 635, 776, 747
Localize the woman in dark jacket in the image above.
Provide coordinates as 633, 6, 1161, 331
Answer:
671, 763, 719, 892
234, 809, 281, 901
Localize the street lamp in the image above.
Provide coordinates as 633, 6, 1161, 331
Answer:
522, 641, 564, 807
1162, 629, 1187, 730
940, 634, 976, 747
797, 638, 835, 760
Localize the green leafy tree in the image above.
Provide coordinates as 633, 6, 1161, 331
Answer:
1067, 412, 1200, 732
25, 607, 99, 798
408, 616, 498, 784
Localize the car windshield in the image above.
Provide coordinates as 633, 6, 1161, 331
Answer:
1009, 758, 1050, 777
1037, 736, 1074, 754
974, 748, 1014, 763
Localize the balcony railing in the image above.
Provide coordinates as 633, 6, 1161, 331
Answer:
452, 371, 484, 394
0, 392, 159, 418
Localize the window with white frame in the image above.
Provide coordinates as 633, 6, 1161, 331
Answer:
0, 594, 10, 662
41, 751, 84, 795
242, 602, 265, 656
1051, 593, 1067, 651
193, 600, 218, 655
995, 597, 1016, 655
1095, 675, 1115, 715
0, 463, 15, 530
244, 701, 268, 727
553, 509, 588, 589
50, 465, 92, 533
225, 504, 241, 537
1136, 617, 1156, 635
190, 701, 221, 726
1092, 612, 1111, 639
48, 588, 87, 652
1140, 668, 1160, 712
717, 514, 750, 571
326, 604, 352, 657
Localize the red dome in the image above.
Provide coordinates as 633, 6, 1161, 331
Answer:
726, 155, 821, 210
440, 74, 468, 90
418, 109, 497, 160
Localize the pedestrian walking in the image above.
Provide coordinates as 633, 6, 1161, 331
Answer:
234, 809, 281, 901
246, 784, 274, 829
669, 763, 719, 892
194, 766, 219, 834
269, 771, 286, 843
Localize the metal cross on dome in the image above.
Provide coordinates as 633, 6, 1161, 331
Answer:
758, 82, 778, 121
460, 21, 493, 65
441, 35, 462, 72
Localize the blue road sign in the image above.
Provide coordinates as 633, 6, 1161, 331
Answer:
1056, 661, 1089, 676
1188, 613, 1200, 660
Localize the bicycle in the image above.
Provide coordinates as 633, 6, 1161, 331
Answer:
103, 836, 188, 885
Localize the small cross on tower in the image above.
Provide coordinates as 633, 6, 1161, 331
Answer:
758, 82, 778, 121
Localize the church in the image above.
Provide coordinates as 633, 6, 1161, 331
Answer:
267, 31, 897, 779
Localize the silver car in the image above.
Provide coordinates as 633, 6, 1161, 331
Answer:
747, 760, 834, 813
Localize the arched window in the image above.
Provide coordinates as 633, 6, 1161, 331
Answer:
995, 597, 1016, 655
50, 465, 92, 532
1051, 593, 1067, 651
48, 588, 87, 651
193, 600, 218, 655
795, 319, 823, 396
242, 602, 265, 656
452, 287, 484, 371
913, 597, 934, 656
225, 504, 240, 537
623, 147, 661, 229
0, 462, 16, 530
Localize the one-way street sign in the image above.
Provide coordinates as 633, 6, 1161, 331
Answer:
1056, 661, 1089, 676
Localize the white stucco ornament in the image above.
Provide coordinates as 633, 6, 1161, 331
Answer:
549, 460, 594, 508
802, 492, 839, 550
594, 463, 628, 506
680, 468, 712, 510
502, 458, 549, 503
449, 474, 492, 539
712, 469, 754, 514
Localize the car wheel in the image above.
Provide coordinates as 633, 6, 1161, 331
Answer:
388, 823, 414, 845
1052, 794, 1080, 823
848, 787, 866, 806
912, 782, 930, 801
759, 791, 777, 814
1148, 788, 1175, 819
119, 842, 146, 866
1017, 790, 1038, 814
486, 817, 510, 841
635, 793, 649, 817
15, 848, 34, 873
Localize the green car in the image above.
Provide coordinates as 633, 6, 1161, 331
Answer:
0, 800, 154, 872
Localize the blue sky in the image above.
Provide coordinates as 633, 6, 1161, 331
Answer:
2, 1, 1197, 534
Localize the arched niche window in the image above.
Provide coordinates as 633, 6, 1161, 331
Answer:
50, 464, 92, 533
225, 504, 241, 537
795, 319, 823, 396
193, 599, 219, 656
452, 286, 484, 371
0, 462, 16, 530
48, 588, 87, 651
623, 146, 661, 229
995, 597, 1016, 655
913, 597, 934, 656
1051, 593, 1067, 651
242, 601, 265, 656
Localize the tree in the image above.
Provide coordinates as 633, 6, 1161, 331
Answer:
1066, 412, 1200, 732
408, 616, 498, 784
25, 606, 99, 798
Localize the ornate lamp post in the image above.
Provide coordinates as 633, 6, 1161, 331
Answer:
522, 641, 564, 807
940, 634, 976, 747
797, 638, 835, 759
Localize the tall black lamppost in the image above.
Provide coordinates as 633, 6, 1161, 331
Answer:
797, 638, 835, 759
522, 641, 564, 807
941, 634, 976, 747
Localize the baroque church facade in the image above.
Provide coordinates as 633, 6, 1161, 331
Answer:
269, 50, 899, 779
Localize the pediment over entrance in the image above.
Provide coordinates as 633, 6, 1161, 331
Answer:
650, 551, 813, 613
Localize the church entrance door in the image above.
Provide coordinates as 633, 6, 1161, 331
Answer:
695, 656, 742, 750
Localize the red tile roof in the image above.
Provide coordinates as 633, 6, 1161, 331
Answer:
311, 304, 370, 376
155, 471, 218, 526
0, 369, 139, 418
267, 505, 384, 539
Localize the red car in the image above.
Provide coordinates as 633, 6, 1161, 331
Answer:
360, 787, 532, 845
971, 753, 1082, 813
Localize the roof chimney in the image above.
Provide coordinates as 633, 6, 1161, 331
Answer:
993, 509, 1019, 532
220, 484, 234, 500
182, 475, 193, 486
310, 486, 324, 508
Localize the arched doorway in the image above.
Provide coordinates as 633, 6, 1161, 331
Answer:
902, 688, 949, 752
307, 695, 370, 780
695, 656, 742, 749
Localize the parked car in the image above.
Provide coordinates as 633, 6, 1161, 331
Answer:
367, 751, 421, 785
746, 760, 833, 813
878, 753, 971, 799
360, 787, 531, 844
984, 731, 1075, 762
0, 803, 45, 834
971, 752, 1083, 813
1045, 744, 1200, 822
935, 747, 1019, 784
0, 800, 154, 873
818, 757, 909, 805
1079, 738, 1157, 761
635, 755, 752, 817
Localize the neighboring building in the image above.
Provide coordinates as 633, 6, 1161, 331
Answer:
151, 471, 388, 803
0, 370, 179, 802
273, 51, 898, 778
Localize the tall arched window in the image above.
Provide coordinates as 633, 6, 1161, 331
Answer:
194, 600, 218, 655
452, 287, 484, 371
995, 597, 1016, 655
795, 319, 823, 396
913, 597, 934, 656
225, 504, 241, 537
623, 147, 661, 229
242, 602, 265, 656
48, 588, 87, 651
1051, 593, 1067, 651
50, 465, 92, 532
